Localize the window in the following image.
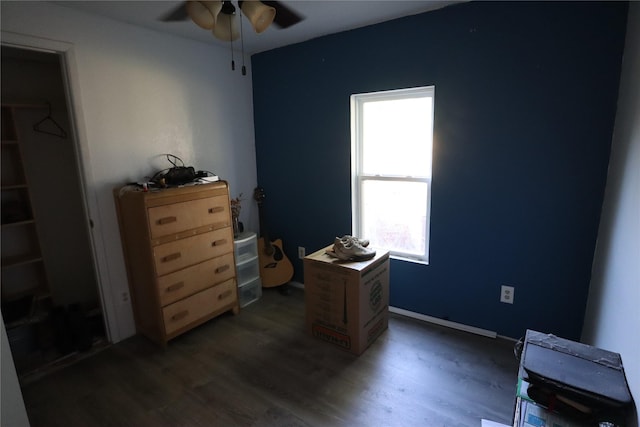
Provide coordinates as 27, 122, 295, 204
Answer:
351, 86, 434, 264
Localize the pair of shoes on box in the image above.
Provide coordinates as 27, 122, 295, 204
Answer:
331, 235, 376, 261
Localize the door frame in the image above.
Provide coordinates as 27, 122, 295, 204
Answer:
1, 31, 120, 343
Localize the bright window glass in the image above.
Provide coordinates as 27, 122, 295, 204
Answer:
351, 86, 434, 263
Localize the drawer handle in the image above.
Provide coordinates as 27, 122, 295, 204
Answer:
212, 239, 227, 247
157, 216, 177, 225
208, 206, 224, 214
166, 282, 184, 293
218, 289, 233, 300
162, 252, 182, 263
215, 264, 230, 274
171, 310, 189, 322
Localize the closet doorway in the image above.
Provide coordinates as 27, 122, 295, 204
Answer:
1, 45, 108, 382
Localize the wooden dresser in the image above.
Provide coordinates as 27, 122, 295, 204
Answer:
114, 181, 239, 345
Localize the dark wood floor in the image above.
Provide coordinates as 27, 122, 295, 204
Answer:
21, 287, 519, 427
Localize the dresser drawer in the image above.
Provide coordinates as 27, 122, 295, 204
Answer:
157, 253, 235, 306
153, 227, 233, 276
162, 278, 236, 335
148, 195, 230, 238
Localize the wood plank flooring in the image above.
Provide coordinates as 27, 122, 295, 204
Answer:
21, 287, 519, 427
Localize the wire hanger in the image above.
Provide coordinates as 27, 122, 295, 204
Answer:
33, 102, 67, 138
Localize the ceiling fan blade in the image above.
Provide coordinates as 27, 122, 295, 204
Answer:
160, 2, 190, 21
263, 1, 304, 29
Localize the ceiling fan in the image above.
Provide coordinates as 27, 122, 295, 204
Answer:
161, 1, 304, 42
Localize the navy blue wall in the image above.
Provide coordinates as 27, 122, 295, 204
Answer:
251, 1, 627, 340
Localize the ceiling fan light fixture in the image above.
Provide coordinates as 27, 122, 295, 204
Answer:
187, 1, 223, 30
240, 1, 276, 34
213, 12, 240, 41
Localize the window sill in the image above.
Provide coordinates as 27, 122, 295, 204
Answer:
390, 254, 429, 266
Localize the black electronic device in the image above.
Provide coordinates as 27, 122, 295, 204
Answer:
523, 332, 633, 412
162, 165, 196, 185
150, 154, 197, 186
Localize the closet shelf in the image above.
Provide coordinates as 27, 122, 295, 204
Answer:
1, 183, 29, 190
1, 253, 44, 269
1, 219, 36, 228
1, 104, 50, 310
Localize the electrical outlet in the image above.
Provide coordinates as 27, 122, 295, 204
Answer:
500, 285, 514, 304
298, 246, 306, 259
121, 291, 129, 303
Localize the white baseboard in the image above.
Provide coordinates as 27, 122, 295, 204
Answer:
388, 306, 498, 339
288, 281, 304, 289
295, 282, 497, 339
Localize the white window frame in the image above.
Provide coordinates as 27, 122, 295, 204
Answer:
350, 86, 434, 264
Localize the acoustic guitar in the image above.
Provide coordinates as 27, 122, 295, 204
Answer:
253, 187, 294, 288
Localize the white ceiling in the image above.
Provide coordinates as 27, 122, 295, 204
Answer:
55, 1, 461, 54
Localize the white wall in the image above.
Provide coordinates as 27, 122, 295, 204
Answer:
582, 3, 640, 426
1, 1, 260, 342
1, 316, 30, 427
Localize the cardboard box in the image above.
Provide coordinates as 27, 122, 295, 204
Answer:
304, 245, 390, 355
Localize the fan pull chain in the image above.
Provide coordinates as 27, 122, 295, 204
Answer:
239, 7, 246, 75
229, 12, 235, 71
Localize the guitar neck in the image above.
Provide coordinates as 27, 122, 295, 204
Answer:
257, 201, 272, 249
253, 187, 294, 287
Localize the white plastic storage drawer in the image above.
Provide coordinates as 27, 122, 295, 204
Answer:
234, 232, 258, 264
236, 256, 260, 286
238, 277, 262, 307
